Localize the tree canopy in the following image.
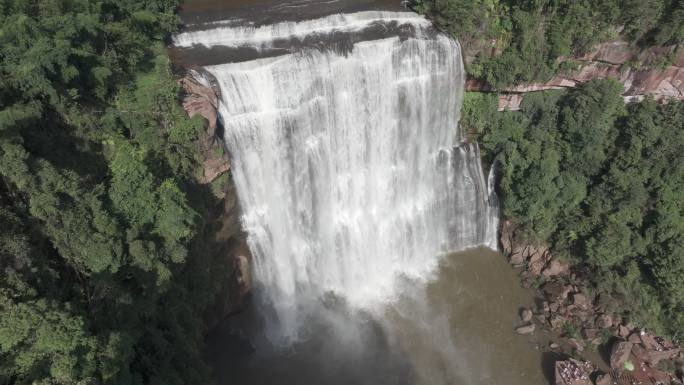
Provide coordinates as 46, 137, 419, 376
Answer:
0, 1, 227, 384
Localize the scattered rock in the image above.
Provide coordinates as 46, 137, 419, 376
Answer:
521, 308, 534, 322
596, 314, 613, 329
516, 323, 536, 335
610, 341, 633, 370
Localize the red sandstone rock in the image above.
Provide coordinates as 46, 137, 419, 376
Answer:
521, 308, 534, 322
181, 75, 218, 131
543, 259, 570, 277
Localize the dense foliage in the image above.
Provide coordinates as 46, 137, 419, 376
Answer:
411, 0, 684, 88
0, 1, 228, 384
468, 80, 684, 339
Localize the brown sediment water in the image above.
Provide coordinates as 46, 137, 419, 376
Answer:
206, 248, 558, 385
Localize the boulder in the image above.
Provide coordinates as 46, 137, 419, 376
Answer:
648, 348, 680, 365
617, 324, 631, 338
521, 308, 534, 322
543, 259, 570, 277
639, 332, 661, 351
544, 282, 571, 302
628, 332, 642, 344
515, 323, 536, 335
610, 341, 633, 370
528, 248, 551, 275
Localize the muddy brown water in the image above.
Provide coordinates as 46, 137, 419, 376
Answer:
206, 248, 564, 385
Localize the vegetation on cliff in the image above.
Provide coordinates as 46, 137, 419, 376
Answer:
0, 1, 228, 384
412, 0, 684, 88
465, 80, 684, 340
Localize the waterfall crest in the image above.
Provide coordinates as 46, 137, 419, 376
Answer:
175, 10, 498, 342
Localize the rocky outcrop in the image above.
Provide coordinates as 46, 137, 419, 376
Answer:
467, 42, 684, 110
180, 72, 230, 185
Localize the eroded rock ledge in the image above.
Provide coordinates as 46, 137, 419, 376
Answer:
467, 42, 684, 110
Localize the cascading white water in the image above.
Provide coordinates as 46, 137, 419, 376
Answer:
175, 10, 498, 342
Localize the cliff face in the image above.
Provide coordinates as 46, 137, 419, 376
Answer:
179, 72, 252, 325
180, 74, 231, 184
466, 42, 684, 110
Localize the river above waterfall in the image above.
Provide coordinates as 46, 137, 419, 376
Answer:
206, 247, 554, 385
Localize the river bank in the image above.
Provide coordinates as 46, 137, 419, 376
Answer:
501, 220, 684, 384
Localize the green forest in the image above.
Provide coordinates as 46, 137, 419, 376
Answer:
412, 0, 684, 87
463, 82, 684, 340
0, 1, 229, 384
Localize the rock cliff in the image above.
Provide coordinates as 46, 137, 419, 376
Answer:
467, 42, 684, 110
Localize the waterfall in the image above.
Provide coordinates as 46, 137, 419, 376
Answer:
174, 10, 498, 342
